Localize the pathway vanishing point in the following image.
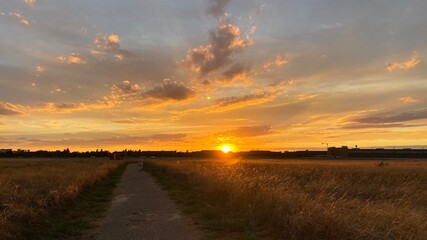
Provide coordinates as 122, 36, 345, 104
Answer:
95, 163, 202, 240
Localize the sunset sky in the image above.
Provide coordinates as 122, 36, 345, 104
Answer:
1, 0, 426, 151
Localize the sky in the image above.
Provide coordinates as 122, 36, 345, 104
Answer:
0, 0, 426, 151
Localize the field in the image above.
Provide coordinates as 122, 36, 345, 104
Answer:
145, 158, 427, 240
0, 158, 124, 240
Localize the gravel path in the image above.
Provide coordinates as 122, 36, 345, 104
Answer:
95, 163, 202, 240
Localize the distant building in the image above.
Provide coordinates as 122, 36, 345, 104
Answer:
328, 146, 349, 158
109, 152, 122, 160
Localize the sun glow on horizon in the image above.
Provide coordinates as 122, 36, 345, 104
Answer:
220, 145, 232, 153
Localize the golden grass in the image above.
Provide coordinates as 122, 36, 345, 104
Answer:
147, 159, 427, 239
0, 158, 122, 239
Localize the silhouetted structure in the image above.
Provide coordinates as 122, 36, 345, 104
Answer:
0, 147, 426, 159
328, 146, 349, 158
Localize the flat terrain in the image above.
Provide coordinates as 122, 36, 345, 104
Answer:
95, 163, 202, 240
0, 158, 123, 240
145, 158, 427, 240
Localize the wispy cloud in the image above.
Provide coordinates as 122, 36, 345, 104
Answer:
352, 108, 427, 124
399, 96, 419, 104
385, 52, 420, 71
4, 12, 30, 26
0, 103, 24, 116
57, 53, 86, 64
263, 54, 288, 71
221, 125, 275, 137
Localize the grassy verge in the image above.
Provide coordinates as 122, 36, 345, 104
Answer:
0, 159, 128, 240
144, 161, 261, 240
144, 159, 427, 240
23, 162, 127, 240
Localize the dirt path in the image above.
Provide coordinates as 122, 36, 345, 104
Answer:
95, 163, 202, 240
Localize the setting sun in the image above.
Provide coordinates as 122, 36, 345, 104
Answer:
221, 145, 232, 153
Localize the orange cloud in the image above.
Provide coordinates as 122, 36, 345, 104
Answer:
0, 102, 25, 116
385, 52, 420, 71
7, 12, 30, 26
263, 54, 288, 71
94, 33, 121, 50
23, 0, 35, 7
182, 23, 251, 75
57, 53, 86, 64
110, 80, 142, 100
399, 96, 419, 104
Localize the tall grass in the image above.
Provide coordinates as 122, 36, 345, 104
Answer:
146, 159, 427, 239
0, 158, 122, 239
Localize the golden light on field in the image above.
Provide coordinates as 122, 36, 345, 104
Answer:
220, 145, 232, 153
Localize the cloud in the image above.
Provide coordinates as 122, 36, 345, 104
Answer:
340, 123, 424, 129
385, 52, 420, 71
111, 80, 142, 98
109, 80, 195, 103
206, 0, 231, 18
94, 33, 121, 50
19, 19, 30, 26
352, 108, 427, 124
6, 12, 30, 26
23, 0, 35, 7
221, 63, 250, 83
211, 93, 272, 112
3, 133, 188, 149
263, 54, 288, 71
199, 79, 288, 112
399, 96, 419, 104
144, 80, 196, 101
182, 23, 250, 75
91, 33, 131, 62
221, 125, 274, 137
57, 53, 86, 64
0, 103, 24, 116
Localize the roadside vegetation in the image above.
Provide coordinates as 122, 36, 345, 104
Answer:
145, 159, 427, 240
0, 158, 126, 240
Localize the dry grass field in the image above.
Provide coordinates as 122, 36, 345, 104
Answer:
146, 159, 427, 240
0, 158, 123, 240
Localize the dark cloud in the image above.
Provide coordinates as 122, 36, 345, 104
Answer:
54, 103, 81, 110
0, 103, 23, 116
222, 125, 274, 137
222, 63, 250, 82
145, 80, 195, 101
353, 109, 427, 124
340, 123, 424, 129
206, 0, 231, 18
183, 23, 249, 76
